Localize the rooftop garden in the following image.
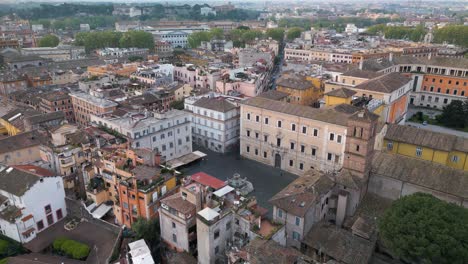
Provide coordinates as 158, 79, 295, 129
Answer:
52, 237, 90, 261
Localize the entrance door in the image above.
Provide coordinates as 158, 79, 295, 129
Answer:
274, 154, 281, 168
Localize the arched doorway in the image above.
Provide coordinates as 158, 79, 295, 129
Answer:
274, 153, 281, 168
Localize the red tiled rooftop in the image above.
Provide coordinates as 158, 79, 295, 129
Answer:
191, 172, 226, 190
12, 165, 55, 177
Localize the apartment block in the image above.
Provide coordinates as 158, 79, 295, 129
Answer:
70, 92, 118, 126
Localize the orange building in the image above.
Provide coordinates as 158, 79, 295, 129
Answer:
416, 74, 467, 108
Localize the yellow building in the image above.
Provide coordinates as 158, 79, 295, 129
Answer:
276, 73, 322, 106
324, 87, 356, 106
383, 124, 468, 171
0, 108, 41, 136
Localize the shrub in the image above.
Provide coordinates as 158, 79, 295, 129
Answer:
53, 238, 90, 260
0, 240, 8, 256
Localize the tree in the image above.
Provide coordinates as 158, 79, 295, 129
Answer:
38, 34, 59, 47
266, 28, 285, 42
437, 100, 468, 128
378, 193, 468, 264
133, 218, 161, 260
286, 27, 303, 40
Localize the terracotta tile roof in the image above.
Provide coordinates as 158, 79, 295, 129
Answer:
257, 90, 289, 101
0, 130, 44, 154
355, 72, 411, 93
0, 166, 50, 197
325, 87, 356, 98
269, 170, 334, 217
193, 97, 237, 113
191, 172, 226, 190
242, 97, 361, 127
161, 193, 196, 215
302, 222, 375, 264
341, 69, 383, 79
371, 152, 468, 199
385, 124, 468, 152
276, 74, 315, 90
12, 165, 55, 177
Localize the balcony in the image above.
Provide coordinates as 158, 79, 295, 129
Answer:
60, 157, 74, 167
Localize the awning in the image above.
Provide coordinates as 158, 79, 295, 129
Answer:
165, 151, 207, 169
91, 204, 112, 219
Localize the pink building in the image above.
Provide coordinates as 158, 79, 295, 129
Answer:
173, 64, 222, 90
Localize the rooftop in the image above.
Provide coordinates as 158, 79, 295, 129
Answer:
325, 87, 357, 98
269, 170, 334, 217
161, 193, 196, 215
341, 69, 382, 79
193, 97, 238, 113
240, 239, 313, 264
0, 165, 51, 197
371, 152, 468, 199
385, 124, 468, 152
302, 222, 375, 264
190, 172, 226, 190
0, 130, 44, 154
69, 92, 118, 108
242, 97, 361, 127
276, 74, 315, 90
355, 72, 412, 94
257, 90, 289, 101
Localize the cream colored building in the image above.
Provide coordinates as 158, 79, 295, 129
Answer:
240, 97, 362, 175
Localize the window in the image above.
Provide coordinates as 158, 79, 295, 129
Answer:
387, 141, 393, 151
255, 149, 258, 155
277, 120, 282, 128
172, 222, 176, 228
444, 98, 448, 104
37, 220, 44, 231
277, 208, 283, 218
290, 142, 295, 150
255, 115, 260, 122
329, 133, 335, 141
337, 135, 342, 143
226, 221, 231, 230
291, 124, 296, 131
289, 160, 294, 167
215, 246, 219, 254
292, 231, 300, 240
255, 132, 259, 139
214, 229, 220, 239
264, 117, 269, 124
263, 151, 267, 158
45, 205, 52, 214
311, 148, 317, 157
327, 153, 333, 161
299, 163, 304, 170
172, 234, 177, 243
416, 147, 423, 157
313, 129, 318, 137
295, 217, 300, 226
264, 135, 268, 142
246, 130, 250, 137
247, 113, 250, 120
356, 145, 360, 152
451, 155, 459, 163
276, 138, 281, 147
302, 126, 307, 134
300, 145, 305, 153
246, 146, 250, 153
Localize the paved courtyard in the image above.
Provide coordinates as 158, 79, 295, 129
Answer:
24, 219, 118, 264
180, 147, 298, 217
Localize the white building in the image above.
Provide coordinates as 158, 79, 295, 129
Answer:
80, 24, 91, 32
0, 165, 67, 243
96, 47, 149, 58
149, 26, 209, 48
184, 93, 241, 153
201, 7, 217, 16
127, 239, 154, 264
345, 24, 358, 34
90, 110, 193, 162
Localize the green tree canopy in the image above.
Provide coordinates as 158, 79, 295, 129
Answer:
378, 193, 468, 264
38, 34, 59, 47
187, 28, 225, 48
74, 31, 153, 52
266, 28, 285, 42
436, 100, 468, 128
433, 25, 468, 47
286, 27, 303, 40
133, 218, 161, 260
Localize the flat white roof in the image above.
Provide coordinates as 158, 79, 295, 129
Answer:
129, 239, 154, 264
213, 185, 234, 197
90, 203, 112, 219
198, 207, 219, 222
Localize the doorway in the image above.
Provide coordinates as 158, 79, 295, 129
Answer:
274, 154, 281, 168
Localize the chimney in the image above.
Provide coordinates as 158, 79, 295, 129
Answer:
359, 58, 363, 70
